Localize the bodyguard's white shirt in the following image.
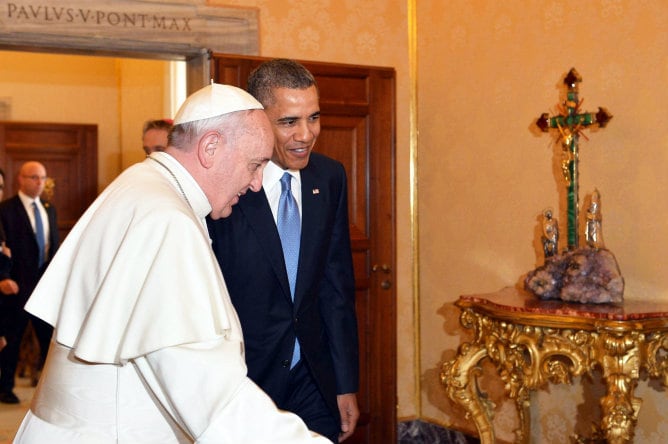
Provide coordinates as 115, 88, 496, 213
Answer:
18, 190, 51, 255
16, 152, 330, 444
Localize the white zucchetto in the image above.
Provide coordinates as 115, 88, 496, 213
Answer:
173, 83, 263, 125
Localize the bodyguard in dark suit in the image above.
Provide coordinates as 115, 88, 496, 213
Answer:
0, 161, 59, 403
208, 59, 359, 442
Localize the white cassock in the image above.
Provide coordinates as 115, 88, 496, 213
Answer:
14, 152, 331, 444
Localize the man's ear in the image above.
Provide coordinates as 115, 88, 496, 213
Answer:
197, 131, 223, 168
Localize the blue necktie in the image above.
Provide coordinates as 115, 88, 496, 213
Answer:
277, 172, 301, 367
33, 201, 45, 267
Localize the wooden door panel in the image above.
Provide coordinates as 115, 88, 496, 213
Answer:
317, 115, 368, 236
0, 121, 98, 240
317, 113, 373, 439
211, 55, 396, 444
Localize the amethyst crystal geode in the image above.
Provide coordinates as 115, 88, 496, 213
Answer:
524, 247, 624, 304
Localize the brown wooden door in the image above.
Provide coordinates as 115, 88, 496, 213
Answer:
212, 54, 397, 444
0, 121, 98, 240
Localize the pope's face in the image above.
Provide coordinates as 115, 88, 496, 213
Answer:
264, 86, 320, 171
208, 111, 274, 219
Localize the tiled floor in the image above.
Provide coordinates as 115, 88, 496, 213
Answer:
0, 378, 34, 443
398, 420, 480, 444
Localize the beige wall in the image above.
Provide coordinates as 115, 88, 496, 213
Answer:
3, 0, 668, 442
418, 1, 668, 442
0, 52, 169, 189
118, 59, 172, 170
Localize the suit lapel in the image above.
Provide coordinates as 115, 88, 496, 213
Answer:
8, 196, 39, 257
14, 196, 31, 227
237, 190, 293, 302
295, 162, 324, 309
238, 161, 327, 310
13, 196, 34, 241
46, 205, 58, 259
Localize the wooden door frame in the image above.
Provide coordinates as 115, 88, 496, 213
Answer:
0, 45, 210, 96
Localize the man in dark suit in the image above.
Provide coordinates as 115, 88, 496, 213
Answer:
0, 166, 18, 353
0, 161, 59, 403
208, 59, 359, 443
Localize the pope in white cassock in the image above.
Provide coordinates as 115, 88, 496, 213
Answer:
13, 84, 332, 443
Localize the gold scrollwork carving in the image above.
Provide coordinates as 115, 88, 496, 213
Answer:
594, 330, 643, 443
441, 337, 496, 442
644, 332, 668, 385
442, 309, 595, 444
441, 303, 668, 444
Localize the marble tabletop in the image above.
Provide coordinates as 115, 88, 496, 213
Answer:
459, 286, 668, 321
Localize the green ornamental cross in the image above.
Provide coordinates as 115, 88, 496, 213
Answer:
536, 68, 613, 250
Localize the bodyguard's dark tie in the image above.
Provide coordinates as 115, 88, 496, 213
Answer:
32, 201, 45, 267
277, 172, 301, 367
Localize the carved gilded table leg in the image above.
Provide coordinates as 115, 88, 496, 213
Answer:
596, 330, 642, 444
441, 310, 496, 443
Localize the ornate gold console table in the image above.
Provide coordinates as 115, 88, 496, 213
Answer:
441, 287, 668, 444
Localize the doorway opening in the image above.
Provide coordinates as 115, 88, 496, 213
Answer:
0, 48, 199, 187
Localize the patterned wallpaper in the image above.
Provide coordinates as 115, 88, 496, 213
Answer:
418, 1, 668, 442
212, 1, 668, 442
3, 0, 668, 441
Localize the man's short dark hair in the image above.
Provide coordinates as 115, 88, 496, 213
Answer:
142, 119, 173, 136
247, 59, 318, 107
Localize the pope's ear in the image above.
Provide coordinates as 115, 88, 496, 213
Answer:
197, 131, 224, 168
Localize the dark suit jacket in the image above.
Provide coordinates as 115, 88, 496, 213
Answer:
0, 195, 59, 307
208, 152, 359, 419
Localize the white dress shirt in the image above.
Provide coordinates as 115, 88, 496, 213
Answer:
18, 190, 50, 255
262, 160, 302, 224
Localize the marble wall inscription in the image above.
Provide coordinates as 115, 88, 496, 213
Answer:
0, 0, 258, 55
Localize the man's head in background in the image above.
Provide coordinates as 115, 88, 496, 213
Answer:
142, 119, 173, 155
